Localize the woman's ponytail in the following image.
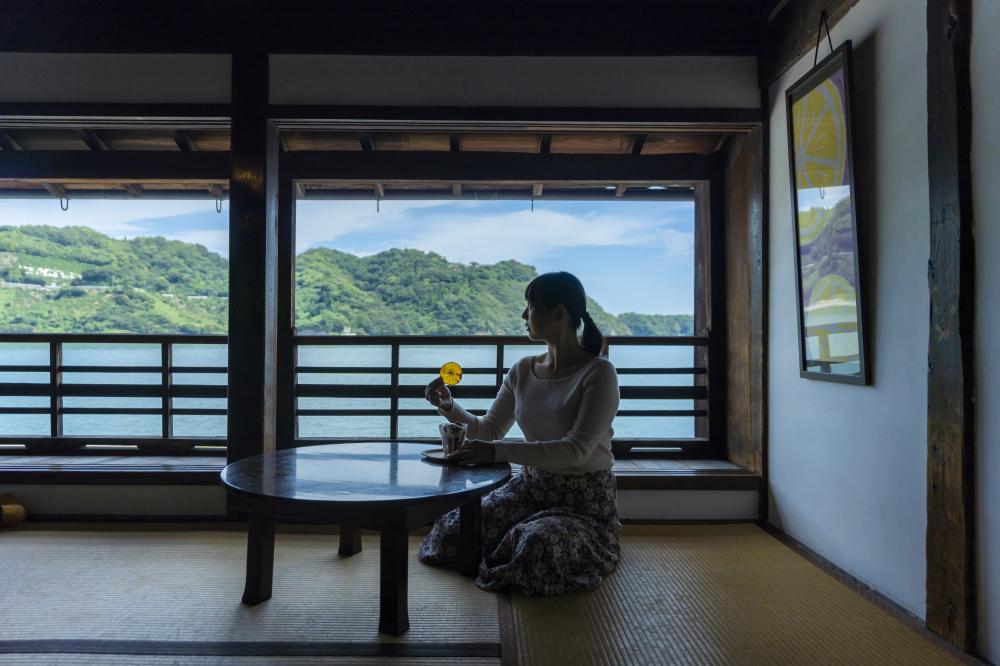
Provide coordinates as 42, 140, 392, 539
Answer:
579, 311, 607, 358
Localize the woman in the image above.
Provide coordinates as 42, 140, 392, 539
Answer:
418, 271, 621, 596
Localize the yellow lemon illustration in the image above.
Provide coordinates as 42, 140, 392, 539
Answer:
792, 77, 848, 190
439, 361, 463, 386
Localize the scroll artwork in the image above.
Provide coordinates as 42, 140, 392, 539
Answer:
785, 41, 870, 384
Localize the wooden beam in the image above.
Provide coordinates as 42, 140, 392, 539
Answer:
227, 50, 279, 465
171, 130, 197, 152
925, 0, 975, 651
42, 183, 66, 198
359, 133, 375, 152
0, 129, 23, 151
282, 151, 714, 183
74, 128, 110, 151
270, 106, 763, 133
2, 1, 762, 55
760, 0, 862, 87
449, 134, 460, 152
539, 134, 551, 154
0, 151, 229, 180
631, 134, 647, 155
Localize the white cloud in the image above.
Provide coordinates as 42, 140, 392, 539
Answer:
0, 199, 223, 236
296, 201, 693, 265
294, 200, 454, 254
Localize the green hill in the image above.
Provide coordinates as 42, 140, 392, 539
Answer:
0, 225, 693, 336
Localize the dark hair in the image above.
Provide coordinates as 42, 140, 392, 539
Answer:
524, 271, 606, 357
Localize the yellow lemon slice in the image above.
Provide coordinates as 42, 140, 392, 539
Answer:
791, 76, 848, 190
439, 361, 463, 386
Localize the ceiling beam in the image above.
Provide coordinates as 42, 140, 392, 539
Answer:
42, 183, 66, 198
171, 130, 197, 152
760, 0, 862, 87
631, 134, 647, 155
0, 151, 229, 180
282, 150, 714, 183
74, 128, 110, 151
1, 1, 762, 56
0, 129, 23, 151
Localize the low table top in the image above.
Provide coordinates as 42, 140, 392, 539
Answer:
220, 441, 511, 506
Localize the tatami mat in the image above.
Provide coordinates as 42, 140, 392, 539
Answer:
0, 658, 498, 666
0, 524, 968, 665
507, 523, 963, 665
0, 529, 498, 658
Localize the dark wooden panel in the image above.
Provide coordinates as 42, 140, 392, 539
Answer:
760, 0, 862, 87
272, 106, 762, 132
0, 151, 229, 180
925, 0, 975, 651
723, 129, 764, 474
1, 1, 762, 55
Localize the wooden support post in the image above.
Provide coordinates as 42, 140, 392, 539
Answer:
925, 0, 975, 651
276, 173, 297, 449
227, 49, 280, 464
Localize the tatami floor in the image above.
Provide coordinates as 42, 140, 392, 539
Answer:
0, 523, 966, 665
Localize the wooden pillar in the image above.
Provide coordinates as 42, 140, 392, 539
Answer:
925, 0, 975, 651
724, 128, 765, 475
227, 50, 280, 463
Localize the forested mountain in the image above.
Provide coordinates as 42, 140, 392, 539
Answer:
0, 225, 693, 336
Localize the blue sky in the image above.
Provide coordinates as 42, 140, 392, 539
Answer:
1, 198, 694, 315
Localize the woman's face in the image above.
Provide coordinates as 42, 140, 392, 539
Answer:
522, 299, 564, 341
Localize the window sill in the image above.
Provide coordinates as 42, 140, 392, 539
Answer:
0, 454, 759, 491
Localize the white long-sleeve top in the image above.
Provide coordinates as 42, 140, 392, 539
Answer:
437, 353, 620, 474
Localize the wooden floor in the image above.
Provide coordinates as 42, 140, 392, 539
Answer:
0, 523, 967, 665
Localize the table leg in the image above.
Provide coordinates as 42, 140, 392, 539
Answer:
378, 530, 409, 635
242, 514, 275, 605
459, 498, 482, 577
339, 525, 362, 556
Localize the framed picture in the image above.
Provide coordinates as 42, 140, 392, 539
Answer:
785, 40, 871, 385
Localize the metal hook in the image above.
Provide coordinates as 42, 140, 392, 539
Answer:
376, 198, 380, 213
59, 196, 69, 212
531, 196, 534, 212
215, 198, 222, 213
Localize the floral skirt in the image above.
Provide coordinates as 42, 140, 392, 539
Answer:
417, 465, 621, 596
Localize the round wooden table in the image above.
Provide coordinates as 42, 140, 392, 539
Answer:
220, 441, 511, 635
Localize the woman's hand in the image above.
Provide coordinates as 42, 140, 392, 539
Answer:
447, 438, 495, 466
424, 376, 453, 411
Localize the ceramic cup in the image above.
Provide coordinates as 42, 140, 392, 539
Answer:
438, 422, 468, 455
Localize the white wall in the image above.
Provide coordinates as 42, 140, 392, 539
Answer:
973, 0, 1000, 660
0, 54, 231, 103
270, 55, 759, 108
767, 0, 929, 616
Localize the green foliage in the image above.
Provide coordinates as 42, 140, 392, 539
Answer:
0, 225, 693, 336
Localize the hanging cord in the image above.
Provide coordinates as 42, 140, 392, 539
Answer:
59, 196, 69, 212
813, 10, 834, 67
215, 197, 223, 213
